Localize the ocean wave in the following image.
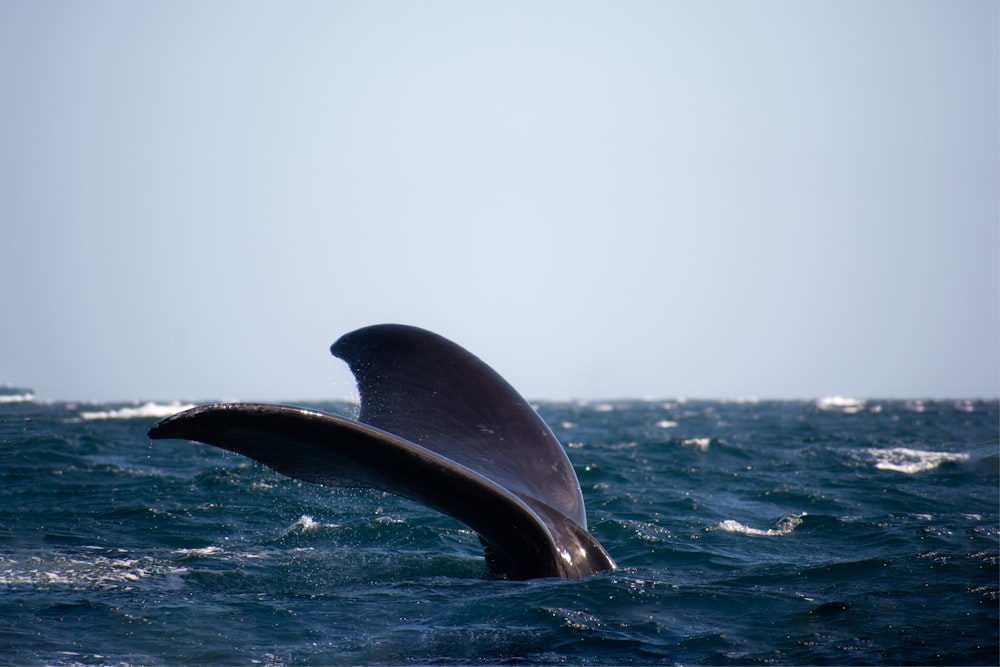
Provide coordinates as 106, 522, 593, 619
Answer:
274, 515, 341, 540
0, 387, 34, 403
708, 512, 805, 536
174, 546, 224, 558
816, 396, 865, 412
0, 553, 186, 589
681, 437, 711, 450
864, 447, 970, 474
79, 401, 195, 420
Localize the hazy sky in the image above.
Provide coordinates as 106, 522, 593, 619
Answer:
1, 2, 997, 402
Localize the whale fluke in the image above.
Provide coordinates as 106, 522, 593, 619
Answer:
148, 324, 616, 579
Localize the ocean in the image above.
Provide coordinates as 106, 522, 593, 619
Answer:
1, 394, 996, 665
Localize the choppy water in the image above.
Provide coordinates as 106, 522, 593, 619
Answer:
1, 396, 997, 665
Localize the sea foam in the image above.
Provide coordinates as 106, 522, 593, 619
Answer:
0, 387, 34, 403
682, 437, 711, 450
79, 401, 195, 420
0, 553, 186, 589
864, 447, 970, 474
275, 515, 341, 540
817, 396, 865, 412
709, 513, 805, 536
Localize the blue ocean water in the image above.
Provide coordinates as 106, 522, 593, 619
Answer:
1, 395, 996, 665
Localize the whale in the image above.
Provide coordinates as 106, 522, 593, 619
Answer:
147, 324, 616, 579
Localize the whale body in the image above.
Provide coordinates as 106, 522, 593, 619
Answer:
147, 324, 616, 579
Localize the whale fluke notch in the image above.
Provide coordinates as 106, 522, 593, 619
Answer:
147, 324, 616, 579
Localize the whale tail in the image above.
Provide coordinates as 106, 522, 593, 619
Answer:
148, 324, 615, 579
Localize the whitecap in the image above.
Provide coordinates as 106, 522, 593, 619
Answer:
277, 515, 319, 538
709, 513, 805, 536
0, 387, 34, 403
0, 553, 186, 589
655, 420, 678, 429
817, 396, 865, 412
682, 437, 711, 451
275, 515, 340, 540
80, 401, 195, 420
864, 447, 969, 474
174, 546, 223, 558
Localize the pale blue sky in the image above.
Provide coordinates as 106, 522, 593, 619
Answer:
1, 2, 997, 401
